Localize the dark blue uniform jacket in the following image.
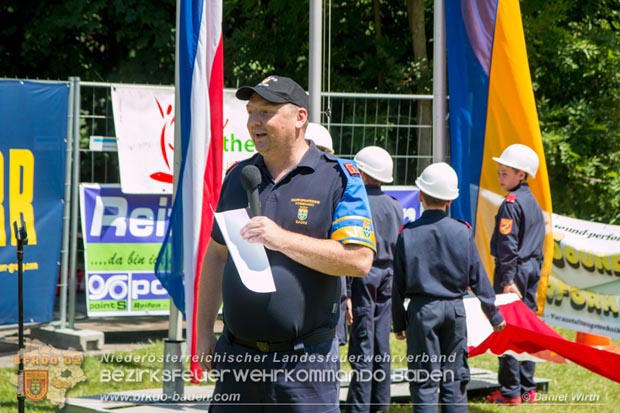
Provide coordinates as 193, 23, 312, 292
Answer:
392, 209, 504, 332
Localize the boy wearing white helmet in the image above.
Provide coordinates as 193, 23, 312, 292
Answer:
486, 144, 545, 405
393, 162, 506, 412
344, 146, 403, 413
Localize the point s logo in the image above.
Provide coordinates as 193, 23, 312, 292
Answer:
88, 273, 167, 301
149, 97, 175, 184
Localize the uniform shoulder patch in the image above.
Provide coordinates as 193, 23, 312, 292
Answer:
506, 193, 517, 203
499, 218, 513, 235
456, 219, 472, 230
225, 161, 239, 175
342, 162, 360, 176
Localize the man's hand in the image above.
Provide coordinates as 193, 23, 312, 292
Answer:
394, 331, 406, 340
493, 320, 507, 332
197, 332, 218, 371
240, 216, 285, 251
503, 282, 523, 299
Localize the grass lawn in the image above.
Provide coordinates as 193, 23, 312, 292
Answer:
0, 328, 618, 412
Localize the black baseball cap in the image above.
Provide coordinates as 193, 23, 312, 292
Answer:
236, 75, 309, 109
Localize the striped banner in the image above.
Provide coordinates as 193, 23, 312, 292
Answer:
446, 0, 553, 313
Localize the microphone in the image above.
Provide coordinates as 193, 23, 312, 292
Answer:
240, 165, 262, 217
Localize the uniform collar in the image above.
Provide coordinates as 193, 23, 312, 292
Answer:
365, 185, 383, 195
421, 209, 448, 219
253, 144, 324, 181
508, 182, 528, 192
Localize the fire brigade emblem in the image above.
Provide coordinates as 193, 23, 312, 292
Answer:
363, 221, 372, 239
24, 370, 48, 402
499, 218, 513, 235
297, 206, 308, 221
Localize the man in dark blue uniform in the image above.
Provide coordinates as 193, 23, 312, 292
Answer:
196, 75, 377, 412
392, 162, 506, 413
345, 146, 403, 413
485, 144, 545, 405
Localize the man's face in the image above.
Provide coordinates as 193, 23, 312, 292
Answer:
245, 94, 301, 155
497, 164, 525, 191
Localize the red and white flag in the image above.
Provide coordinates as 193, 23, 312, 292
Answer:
155, 0, 223, 382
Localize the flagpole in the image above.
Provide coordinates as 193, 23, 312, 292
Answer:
433, 0, 447, 162
308, 0, 322, 122
162, 0, 185, 399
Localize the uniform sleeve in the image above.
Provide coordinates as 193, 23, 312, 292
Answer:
494, 201, 522, 287
329, 159, 377, 252
392, 234, 408, 332
469, 235, 504, 326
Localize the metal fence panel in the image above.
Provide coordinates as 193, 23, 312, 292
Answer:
78, 83, 433, 186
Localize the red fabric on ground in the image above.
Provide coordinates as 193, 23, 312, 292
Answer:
469, 300, 620, 383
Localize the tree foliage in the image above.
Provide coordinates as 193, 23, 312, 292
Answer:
1, 0, 619, 223
0, 0, 175, 83
523, 0, 620, 223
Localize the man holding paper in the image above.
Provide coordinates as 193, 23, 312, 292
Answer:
197, 75, 376, 412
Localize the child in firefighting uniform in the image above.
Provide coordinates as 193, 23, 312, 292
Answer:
392, 162, 506, 413
345, 146, 403, 413
485, 144, 545, 405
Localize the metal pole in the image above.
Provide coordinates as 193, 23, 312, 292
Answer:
433, 0, 447, 162
68, 77, 81, 329
14, 220, 28, 413
308, 0, 323, 122
163, 0, 185, 399
58, 77, 76, 329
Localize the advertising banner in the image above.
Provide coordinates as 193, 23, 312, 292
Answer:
543, 214, 620, 338
112, 87, 255, 195
0, 80, 68, 325
111, 85, 176, 194
384, 186, 420, 225
79, 184, 171, 316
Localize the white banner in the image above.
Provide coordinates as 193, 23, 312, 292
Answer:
543, 213, 620, 338
112, 85, 176, 194
111, 86, 255, 194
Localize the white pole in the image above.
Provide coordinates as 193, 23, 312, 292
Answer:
68, 77, 81, 329
58, 77, 75, 330
309, 0, 323, 122
163, 0, 185, 399
433, 0, 447, 162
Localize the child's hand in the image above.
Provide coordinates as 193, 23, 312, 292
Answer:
394, 331, 406, 340
503, 282, 523, 299
493, 320, 507, 332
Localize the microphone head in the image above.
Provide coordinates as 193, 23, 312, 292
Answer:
240, 165, 262, 191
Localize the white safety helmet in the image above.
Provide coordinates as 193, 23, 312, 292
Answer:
306, 122, 334, 154
354, 146, 394, 183
492, 144, 539, 178
415, 162, 459, 200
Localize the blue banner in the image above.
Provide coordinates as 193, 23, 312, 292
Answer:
0, 80, 68, 324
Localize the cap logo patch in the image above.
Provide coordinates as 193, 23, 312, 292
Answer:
259, 76, 278, 87
499, 218, 513, 235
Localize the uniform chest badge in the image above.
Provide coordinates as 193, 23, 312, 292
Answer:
499, 218, 513, 235
506, 193, 517, 203
297, 206, 308, 221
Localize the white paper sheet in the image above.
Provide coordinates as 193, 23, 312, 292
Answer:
214, 209, 276, 293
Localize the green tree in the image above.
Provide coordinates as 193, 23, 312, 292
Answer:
0, 0, 175, 83
523, 0, 620, 223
